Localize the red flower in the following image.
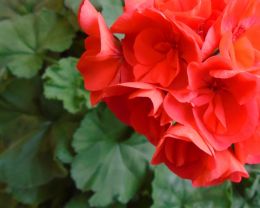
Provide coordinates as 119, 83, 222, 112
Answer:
220, 0, 260, 70
103, 83, 170, 145
77, 0, 133, 103
235, 117, 260, 164
152, 125, 248, 186
155, 0, 227, 40
78, 0, 260, 186
111, 4, 201, 88
165, 56, 259, 150
203, 0, 260, 71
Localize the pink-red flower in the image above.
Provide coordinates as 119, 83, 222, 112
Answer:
186, 56, 258, 150
111, 4, 202, 88
103, 82, 170, 145
203, 0, 260, 72
77, 0, 134, 103
78, 0, 260, 186
152, 125, 248, 186
220, 0, 260, 70
155, 0, 227, 40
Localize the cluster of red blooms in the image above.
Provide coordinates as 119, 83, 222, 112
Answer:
78, 0, 260, 186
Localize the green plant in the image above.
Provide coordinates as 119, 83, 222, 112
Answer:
0, 1, 259, 207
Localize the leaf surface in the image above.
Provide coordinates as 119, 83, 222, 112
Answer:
0, 10, 74, 78
43, 57, 90, 114
71, 106, 153, 207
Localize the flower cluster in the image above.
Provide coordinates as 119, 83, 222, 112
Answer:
78, 0, 260, 186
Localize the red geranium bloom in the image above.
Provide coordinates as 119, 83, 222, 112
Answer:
103, 82, 170, 145
112, 4, 201, 88
152, 125, 248, 186
220, 0, 260, 71
155, 0, 227, 40
77, 0, 133, 103
164, 56, 259, 150
203, 0, 260, 71
77, 0, 260, 187
235, 123, 260, 164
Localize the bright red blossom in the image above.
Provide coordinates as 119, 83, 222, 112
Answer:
78, 0, 260, 186
152, 125, 248, 186
111, 6, 201, 88
77, 0, 134, 103
103, 82, 170, 145
186, 57, 258, 150
155, 0, 227, 40
203, 0, 260, 71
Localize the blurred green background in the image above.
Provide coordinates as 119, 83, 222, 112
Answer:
0, 0, 260, 207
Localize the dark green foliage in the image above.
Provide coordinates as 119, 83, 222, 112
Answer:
0, 0, 259, 207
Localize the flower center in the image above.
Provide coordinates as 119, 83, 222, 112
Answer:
208, 79, 224, 93
154, 42, 172, 53
232, 25, 246, 41
197, 23, 206, 38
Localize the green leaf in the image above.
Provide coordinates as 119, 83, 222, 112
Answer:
0, 192, 18, 208
0, 10, 75, 78
91, 0, 123, 26
0, 121, 68, 189
0, 78, 69, 189
0, 78, 42, 147
152, 165, 232, 208
53, 120, 78, 164
0, 0, 64, 20
65, 0, 82, 14
0, 0, 31, 20
71, 106, 153, 207
43, 57, 90, 114
8, 179, 69, 206
39, 96, 64, 121
0, 68, 12, 94
232, 168, 260, 208
65, 194, 90, 208
9, 185, 53, 206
